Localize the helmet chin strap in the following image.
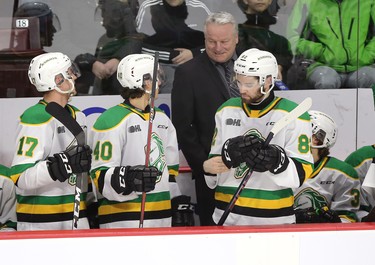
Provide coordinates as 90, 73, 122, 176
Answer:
251, 83, 269, 105
252, 82, 275, 105
143, 83, 159, 95
261, 82, 275, 94
55, 79, 75, 95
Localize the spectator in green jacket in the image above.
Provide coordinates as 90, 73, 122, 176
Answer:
287, 0, 375, 89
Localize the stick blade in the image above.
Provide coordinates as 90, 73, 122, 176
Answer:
46, 102, 85, 145
271, 97, 312, 136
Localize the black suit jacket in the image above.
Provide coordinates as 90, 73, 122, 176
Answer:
171, 51, 232, 176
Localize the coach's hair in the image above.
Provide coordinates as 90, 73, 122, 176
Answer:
204, 11, 238, 35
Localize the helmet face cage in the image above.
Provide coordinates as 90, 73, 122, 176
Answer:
234, 48, 278, 94
117, 54, 160, 90
309, 110, 338, 149
28, 52, 77, 93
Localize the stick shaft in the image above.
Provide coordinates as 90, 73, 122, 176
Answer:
139, 52, 159, 228
217, 169, 254, 225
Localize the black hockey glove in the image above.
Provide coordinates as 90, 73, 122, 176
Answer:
361, 214, 375, 222
111, 165, 161, 195
245, 144, 289, 174
47, 145, 92, 182
221, 135, 264, 168
74, 53, 97, 71
171, 195, 195, 227
295, 207, 341, 223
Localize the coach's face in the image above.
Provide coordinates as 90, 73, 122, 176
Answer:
204, 23, 238, 63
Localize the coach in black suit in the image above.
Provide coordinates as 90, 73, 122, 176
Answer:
171, 12, 240, 226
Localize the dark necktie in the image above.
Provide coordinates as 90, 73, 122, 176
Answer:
222, 62, 240, 97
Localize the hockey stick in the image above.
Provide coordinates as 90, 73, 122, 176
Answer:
139, 52, 159, 228
46, 102, 85, 230
217, 97, 312, 226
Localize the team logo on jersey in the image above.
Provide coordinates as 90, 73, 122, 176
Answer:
57, 126, 65, 134
294, 187, 328, 210
145, 132, 166, 183
225, 118, 241, 126
128, 125, 142, 133
244, 128, 264, 140
68, 174, 77, 186
234, 162, 250, 179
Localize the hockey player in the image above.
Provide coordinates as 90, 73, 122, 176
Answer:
10, 52, 92, 230
294, 111, 361, 223
0, 165, 17, 231
90, 54, 193, 228
345, 144, 375, 221
203, 48, 314, 225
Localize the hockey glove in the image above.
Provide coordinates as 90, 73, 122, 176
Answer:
246, 144, 289, 174
74, 53, 96, 71
295, 207, 341, 223
171, 195, 195, 227
111, 165, 161, 195
361, 213, 375, 222
221, 135, 264, 168
47, 145, 92, 182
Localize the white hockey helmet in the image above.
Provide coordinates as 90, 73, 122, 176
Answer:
28, 52, 78, 94
309, 110, 338, 148
234, 48, 278, 94
117, 54, 159, 90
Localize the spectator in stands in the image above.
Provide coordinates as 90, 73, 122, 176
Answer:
0, 165, 17, 231
345, 144, 375, 221
136, 0, 211, 93
171, 11, 240, 226
15, 1, 61, 48
74, 0, 143, 95
236, 0, 292, 83
137, 0, 210, 34
294, 110, 361, 223
0, 2, 61, 98
287, 0, 375, 89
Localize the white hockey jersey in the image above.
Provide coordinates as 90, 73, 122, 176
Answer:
0, 165, 17, 231
205, 95, 314, 226
10, 100, 90, 230
345, 144, 375, 219
90, 102, 179, 228
294, 156, 361, 223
